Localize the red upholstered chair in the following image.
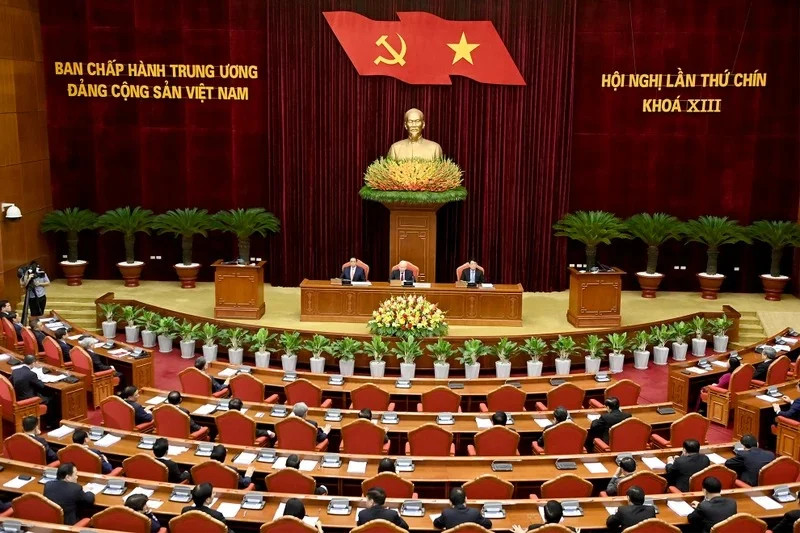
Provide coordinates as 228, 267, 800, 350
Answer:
735, 456, 800, 488
261, 516, 318, 533
153, 404, 209, 440
391, 262, 420, 280
710, 513, 766, 533
540, 474, 593, 498
1, 317, 23, 353
600, 471, 668, 497
101, 395, 154, 432
532, 421, 587, 455
351, 383, 395, 411
43, 336, 72, 369
265, 468, 317, 494
535, 382, 585, 411
594, 418, 652, 453
191, 460, 255, 490
179, 367, 229, 398
71, 346, 117, 408
788, 357, 800, 379
479, 385, 526, 412
341, 259, 370, 280
706, 364, 755, 426
362, 472, 416, 499
21, 328, 45, 359
10, 493, 90, 526
439, 525, 492, 533
0, 374, 46, 432
467, 426, 520, 456
405, 423, 455, 456
417, 386, 461, 413
514, 527, 572, 533
625, 519, 681, 533
275, 417, 329, 452
588, 379, 641, 408
669, 465, 737, 493
650, 412, 710, 449
92, 505, 167, 533
462, 474, 514, 499
229, 373, 279, 403
122, 454, 170, 482
752, 355, 791, 388
352, 519, 410, 533
455, 262, 485, 282
340, 419, 390, 454
4, 433, 58, 466
169, 510, 228, 533
58, 444, 123, 475
217, 410, 268, 446
285, 378, 332, 408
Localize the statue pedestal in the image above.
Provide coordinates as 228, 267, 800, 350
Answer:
382, 202, 443, 282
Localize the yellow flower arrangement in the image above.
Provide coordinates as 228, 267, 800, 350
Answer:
367, 294, 448, 338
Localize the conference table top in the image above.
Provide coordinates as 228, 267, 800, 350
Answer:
299, 279, 525, 292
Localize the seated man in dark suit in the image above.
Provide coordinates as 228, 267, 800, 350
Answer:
22, 415, 58, 464
492, 410, 508, 426
29, 318, 47, 352
357, 487, 409, 530
773, 381, 800, 421
666, 439, 711, 491
43, 462, 95, 525
341, 257, 366, 282
54, 328, 73, 362
605, 486, 656, 532
378, 457, 396, 473
687, 476, 737, 533
1, 301, 23, 341
292, 402, 330, 443
359, 408, 389, 444
125, 493, 163, 533
285, 453, 328, 495
724, 433, 775, 486
168, 390, 205, 434
210, 444, 255, 489
433, 487, 492, 529
606, 456, 637, 496
153, 437, 190, 483
229, 397, 273, 442
121, 386, 153, 425
77, 336, 115, 372
752, 346, 778, 381
459, 260, 485, 284
587, 397, 631, 447
181, 482, 233, 533
195, 356, 229, 395
72, 428, 113, 474
389, 260, 415, 283
772, 500, 800, 533
12, 357, 54, 427
512, 500, 576, 532
537, 406, 568, 448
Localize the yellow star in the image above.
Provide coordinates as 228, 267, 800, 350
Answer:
447, 32, 480, 65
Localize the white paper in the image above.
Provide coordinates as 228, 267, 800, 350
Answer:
272, 457, 288, 470
255, 412, 265, 418
351, 281, 371, 287
414, 283, 431, 288
45, 322, 64, 330
685, 367, 708, 374
148, 499, 163, 509
109, 348, 128, 355
94, 434, 121, 448
3, 476, 33, 489
587, 414, 601, 421
480, 283, 494, 288
706, 453, 726, 465
273, 502, 286, 520
781, 337, 798, 345
583, 462, 608, 474
666, 500, 694, 516
93, 342, 105, 349
41, 373, 67, 383
192, 404, 217, 415
299, 459, 318, 472
430, 513, 441, 523
216, 502, 241, 518
347, 460, 367, 474
534, 418, 553, 428
756, 394, 781, 403
83, 482, 105, 494
711, 360, 729, 367
234, 452, 257, 465
145, 396, 167, 405
605, 506, 618, 515
0, 354, 8, 362
751, 496, 783, 510
218, 368, 237, 377
167, 445, 189, 457
240, 408, 248, 414
123, 487, 155, 502
48, 425, 75, 438
642, 456, 667, 470
303, 516, 318, 526
67, 334, 82, 340
475, 417, 492, 429
774, 345, 791, 353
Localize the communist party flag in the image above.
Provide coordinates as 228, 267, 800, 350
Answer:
323, 11, 525, 86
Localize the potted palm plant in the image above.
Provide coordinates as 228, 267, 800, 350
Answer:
582, 334, 606, 374
709, 314, 734, 353
457, 339, 488, 379
278, 331, 302, 372
520, 337, 548, 377
691, 316, 708, 356
219, 327, 247, 364
304, 334, 330, 374
625, 213, 683, 297
393, 336, 423, 379
201, 323, 220, 362
670, 321, 692, 361
606, 332, 628, 373
136, 310, 160, 348
97, 206, 154, 287
99, 303, 119, 339
629, 330, 652, 370
683, 216, 750, 299
551, 335, 577, 375
490, 338, 518, 378
363, 336, 389, 378
553, 210, 630, 269
120, 306, 141, 343
155, 316, 178, 353
152, 208, 214, 288
427, 338, 456, 379
748, 220, 800, 301
212, 208, 280, 263
332, 337, 362, 377
248, 328, 277, 368
40, 208, 98, 286
650, 324, 672, 365
176, 320, 200, 359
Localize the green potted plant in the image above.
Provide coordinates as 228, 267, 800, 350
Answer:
690, 316, 708, 356
120, 305, 141, 343
331, 337, 362, 377
427, 338, 456, 379
748, 220, 800, 301
99, 303, 119, 339
629, 330, 653, 370
212, 208, 280, 263
606, 332, 628, 373
248, 328, 277, 368
490, 338, 518, 378
201, 323, 221, 362
682, 216, 750, 299
582, 334, 607, 375
553, 210, 630, 269
97, 206, 154, 287
219, 327, 247, 364
709, 314, 735, 353
551, 335, 577, 375
363, 336, 389, 378
278, 331, 302, 372
40, 208, 98, 285
670, 321, 692, 361
304, 334, 330, 374
520, 337, 548, 377
152, 208, 215, 288
457, 339, 489, 379
155, 316, 179, 354
649, 324, 672, 365
135, 310, 161, 348
625, 213, 683, 297
176, 320, 201, 359
392, 336, 423, 379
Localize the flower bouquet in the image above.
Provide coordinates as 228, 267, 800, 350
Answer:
359, 157, 467, 204
367, 294, 448, 339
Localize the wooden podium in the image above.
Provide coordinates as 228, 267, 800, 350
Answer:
212, 260, 266, 319
566, 267, 624, 327
383, 202, 443, 282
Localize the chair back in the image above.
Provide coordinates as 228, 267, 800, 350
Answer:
341, 419, 388, 455
0, 374, 18, 418
607, 418, 652, 452
285, 378, 325, 407
217, 410, 257, 446
352, 519, 409, 533
519, 527, 573, 533
92, 506, 152, 533
541, 421, 587, 455
455, 262, 485, 281
729, 364, 756, 393
4, 433, 46, 464
21, 328, 38, 354
407, 423, 453, 456
43, 336, 66, 367
169, 510, 227, 533
419, 386, 460, 412
758, 456, 800, 485
361, 472, 415, 498
485, 385, 526, 412
709, 513, 766, 533
442, 525, 492, 533
624, 518, 681, 533
462, 474, 514, 499
101, 395, 136, 430
275, 417, 319, 451
178, 367, 212, 396
230, 373, 266, 402
261, 516, 318, 533
122, 453, 169, 482
351, 383, 392, 411
265, 468, 317, 494
617, 471, 668, 496
191, 460, 240, 489
58, 444, 102, 474
546, 382, 585, 410
472, 426, 520, 456
688, 465, 738, 492
1, 318, 17, 350
69, 346, 95, 375
341, 260, 370, 280
766, 356, 792, 385
605, 379, 641, 405
153, 404, 192, 439
12, 493, 64, 524
669, 413, 710, 445
541, 473, 593, 498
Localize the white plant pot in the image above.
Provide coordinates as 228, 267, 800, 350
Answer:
125, 325, 139, 343
339, 359, 355, 377
653, 346, 670, 365
692, 337, 707, 356
608, 353, 625, 373
400, 362, 416, 380
527, 360, 543, 377
672, 342, 688, 361
713, 335, 729, 353
633, 349, 650, 370
434, 362, 450, 379
464, 362, 481, 379
554, 358, 572, 376
141, 330, 156, 348
179, 340, 196, 359
102, 320, 117, 339
495, 360, 512, 379
255, 350, 271, 368
584, 356, 602, 374
369, 360, 385, 378
157, 335, 173, 353
228, 347, 244, 365
309, 356, 325, 374
281, 354, 297, 372
202, 344, 218, 362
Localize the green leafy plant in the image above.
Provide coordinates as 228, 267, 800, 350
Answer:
682, 216, 751, 275
212, 208, 280, 263
625, 213, 683, 274
747, 220, 800, 277
99, 303, 119, 322
457, 339, 489, 366
201, 323, 220, 347
671, 322, 692, 344
551, 335, 577, 360
248, 328, 278, 353
219, 328, 247, 350
606, 332, 628, 354
176, 320, 201, 343
304, 334, 330, 359
650, 324, 672, 347
97, 206, 154, 263
278, 331, 302, 356
332, 337, 363, 361
629, 330, 652, 352
392, 336, 423, 364
120, 306, 141, 326
135, 310, 161, 332
40, 208, 98, 263
427, 338, 456, 364
553, 211, 631, 268
152, 208, 214, 266
519, 337, 548, 363
154, 316, 179, 338
582, 334, 607, 359
363, 336, 389, 362
709, 314, 734, 337
490, 337, 519, 362
691, 316, 707, 338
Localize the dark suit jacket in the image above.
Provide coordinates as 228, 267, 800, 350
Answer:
687, 496, 737, 533
308, 419, 328, 443
459, 268, 485, 284
13, 322, 22, 341
390, 268, 415, 283
142, 510, 161, 533
752, 358, 776, 381
43, 479, 95, 525
11, 365, 46, 401
724, 447, 775, 486
126, 400, 153, 425
605, 504, 656, 532
665, 453, 711, 491
92, 448, 113, 474
158, 457, 190, 483
181, 504, 233, 533
341, 266, 366, 282
433, 504, 491, 529
177, 405, 203, 433
772, 509, 800, 533
590, 409, 631, 443
33, 434, 58, 464
357, 505, 409, 530
779, 398, 800, 421
211, 375, 226, 394
88, 349, 112, 372
57, 339, 72, 362
33, 329, 46, 352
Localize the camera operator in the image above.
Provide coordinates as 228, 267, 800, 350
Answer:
18, 261, 49, 319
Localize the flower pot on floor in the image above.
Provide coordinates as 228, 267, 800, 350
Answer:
554, 358, 571, 376
495, 361, 512, 379
339, 359, 355, 376
117, 261, 145, 287
228, 347, 244, 365
141, 330, 156, 348
672, 342, 688, 361
61, 260, 87, 286
180, 340, 196, 359
527, 360, 543, 377
464, 363, 481, 379
369, 360, 385, 378
713, 335, 729, 353
697, 273, 725, 299
255, 350, 270, 368
636, 272, 664, 298
633, 349, 650, 370
310, 357, 325, 373
761, 274, 790, 301
653, 346, 670, 365
281, 354, 297, 372
692, 338, 707, 356
584, 356, 601, 375
102, 320, 117, 339
202, 344, 218, 362
174, 263, 201, 289
608, 353, 625, 373
157, 335, 173, 353
434, 362, 450, 379
400, 363, 416, 379
125, 325, 139, 343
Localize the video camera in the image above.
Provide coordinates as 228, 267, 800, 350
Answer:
17, 262, 45, 281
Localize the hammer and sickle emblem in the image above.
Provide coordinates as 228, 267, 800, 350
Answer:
374, 33, 407, 66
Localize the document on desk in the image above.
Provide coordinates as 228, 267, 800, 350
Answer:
587, 413, 601, 421
351, 281, 372, 287
711, 360, 729, 367
67, 334, 82, 340
533, 418, 553, 428
666, 500, 694, 516
480, 283, 494, 289
218, 368, 237, 378
414, 283, 431, 289
684, 367, 708, 374
641, 456, 666, 470
475, 417, 492, 429
167, 445, 189, 456
192, 404, 217, 415
234, 452, 257, 465
347, 460, 367, 474
83, 482, 105, 495
145, 396, 167, 405
3, 476, 33, 489
94, 434, 122, 448
756, 394, 781, 403
272, 457, 288, 470
216, 502, 241, 518
583, 462, 608, 474
48, 425, 76, 438
604, 506, 618, 516
430, 513, 441, 522
751, 496, 783, 510
148, 499, 164, 509
123, 487, 154, 501
109, 348, 129, 356
299, 459, 318, 472
705, 453, 726, 465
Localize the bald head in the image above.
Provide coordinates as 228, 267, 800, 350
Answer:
399, 261, 408, 269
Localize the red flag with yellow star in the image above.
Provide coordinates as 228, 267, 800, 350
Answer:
323, 11, 525, 86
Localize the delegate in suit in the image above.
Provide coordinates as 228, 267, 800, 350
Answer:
605, 487, 656, 532
586, 397, 630, 447
665, 439, 711, 492
459, 260, 485, 284
724, 434, 775, 486
181, 482, 234, 533
389, 260, 415, 283
357, 488, 409, 530
687, 476, 738, 533
44, 463, 95, 525
341, 258, 366, 282
433, 488, 492, 529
